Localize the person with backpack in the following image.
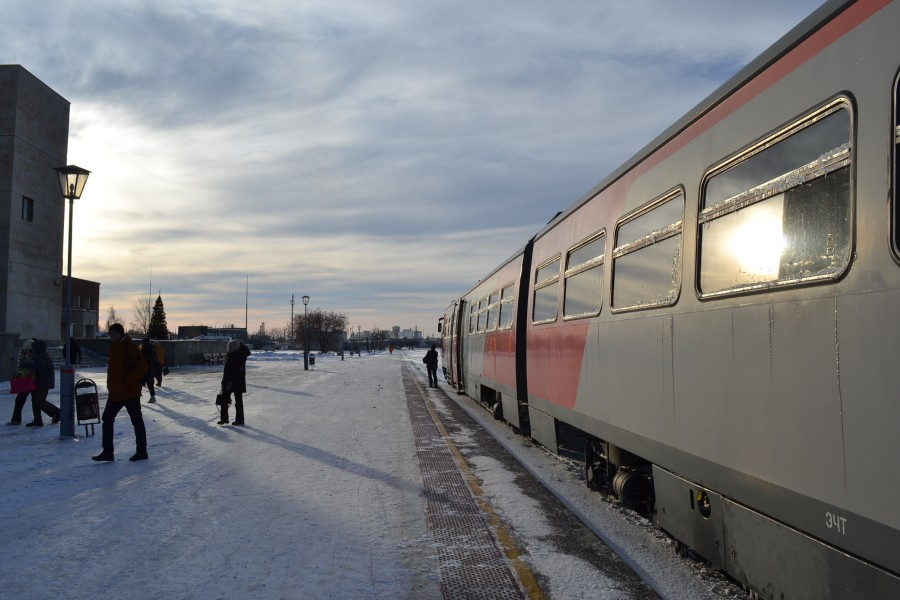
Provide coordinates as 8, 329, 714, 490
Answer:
93, 323, 149, 462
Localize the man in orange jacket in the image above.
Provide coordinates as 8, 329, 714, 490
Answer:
92, 323, 150, 462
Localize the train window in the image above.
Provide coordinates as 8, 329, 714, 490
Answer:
469, 304, 476, 334
893, 76, 900, 256
498, 283, 515, 329
564, 232, 606, 319
612, 190, 683, 311
699, 100, 852, 296
486, 291, 500, 331
533, 256, 560, 324
477, 297, 488, 332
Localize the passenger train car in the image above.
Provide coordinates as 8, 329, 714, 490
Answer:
439, 1, 900, 597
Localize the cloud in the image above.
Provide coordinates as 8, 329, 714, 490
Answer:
1, 0, 824, 334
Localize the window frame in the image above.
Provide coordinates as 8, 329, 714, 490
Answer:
611, 188, 684, 313
892, 73, 900, 258
563, 230, 606, 321
498, 283, 515, 330
21, 196, 34, 222
532, 254, 561, 325
697, 97, 854, 299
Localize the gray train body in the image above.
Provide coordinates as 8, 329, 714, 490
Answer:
440, 1, 900, 597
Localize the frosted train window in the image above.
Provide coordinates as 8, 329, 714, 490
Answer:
564, 232, 605, 319
469, 304, 476, 334
532, 256, 560, 324
498, 283, 515, 329
699, 101, 852, 296
486, 291, 500, 331
477, 297, 488, 332
612, 190, 683, 312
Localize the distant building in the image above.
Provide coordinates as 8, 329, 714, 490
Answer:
60, 276, 99, 339
0, 65, 70, 342
397, 327, 423, 340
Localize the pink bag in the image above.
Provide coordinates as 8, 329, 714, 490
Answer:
10, 373, 37, 394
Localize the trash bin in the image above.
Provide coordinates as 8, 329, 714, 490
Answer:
74, 378, 101, 437
309, 354, 315, 367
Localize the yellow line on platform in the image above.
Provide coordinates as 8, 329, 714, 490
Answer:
413, 374, 546, 600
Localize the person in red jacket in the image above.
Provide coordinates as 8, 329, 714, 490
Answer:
93, 323, 149, 462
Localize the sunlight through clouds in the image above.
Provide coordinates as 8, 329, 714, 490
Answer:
1, 0, 824, 334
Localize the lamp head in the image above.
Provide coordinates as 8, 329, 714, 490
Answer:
54, 165, 91, 200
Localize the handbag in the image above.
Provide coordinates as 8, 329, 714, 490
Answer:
10, 373, 37, 394
163, 366, 170, 375
215, 393, 229, 406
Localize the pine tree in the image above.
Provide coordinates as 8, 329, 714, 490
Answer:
147, 295, 170, 340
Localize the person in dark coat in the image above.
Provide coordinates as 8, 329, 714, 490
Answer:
423, 344, 439, 388
93, 323, 149, 462
62, 338, 81, 364
22, 339, 60, 427
140, 337, 159, 403
219, 340, 251, 425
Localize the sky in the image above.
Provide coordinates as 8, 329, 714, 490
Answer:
1, 0, 825, 337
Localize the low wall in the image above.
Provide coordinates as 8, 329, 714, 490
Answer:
0, 333, 21, 382
77, 338, 233, 366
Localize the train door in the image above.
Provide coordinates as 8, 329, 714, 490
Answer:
440, 301, 465, 390
454, 299, 466, 390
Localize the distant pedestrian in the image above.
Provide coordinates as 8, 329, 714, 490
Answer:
92, 323, 149, 462
62, 338, 81, 364
22, 339, 60, 427
140, 337, 160, 403
219, 339, 251, 426
423, 344, 439, 388
154, 341, 168, 386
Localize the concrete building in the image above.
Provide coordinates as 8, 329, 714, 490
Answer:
60, 276, 100, 339
0, 65, 70, 343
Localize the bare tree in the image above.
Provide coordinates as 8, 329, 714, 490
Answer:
131, 296, 152, 335
295, 309, 348, 352
105, 305, 121, 331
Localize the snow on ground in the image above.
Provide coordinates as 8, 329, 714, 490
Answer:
1, 350, 440, 600
0, 347, 744, 600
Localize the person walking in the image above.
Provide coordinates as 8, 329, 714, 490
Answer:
154, 341, 168, 386
423, 344, 439, 388
6, 338, 48, 426
23, 339, 60, 427
219, 339, 251, 425
140, 337, 159, 403
93, 323, 149, 462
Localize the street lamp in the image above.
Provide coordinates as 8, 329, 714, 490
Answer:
302, 294, 310, 370
290, 293, 295, 349
54, 164, 90, 439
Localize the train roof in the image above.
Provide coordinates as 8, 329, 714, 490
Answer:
532, 0, 853, 242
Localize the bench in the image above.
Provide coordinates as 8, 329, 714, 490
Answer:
203, 352, 226, 365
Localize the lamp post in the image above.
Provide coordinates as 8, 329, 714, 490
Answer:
290, 294, 295, 349
54, 165, 90, 439
302, 294, 310, 370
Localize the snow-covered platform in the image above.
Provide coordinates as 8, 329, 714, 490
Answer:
1, 349, 729, 599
